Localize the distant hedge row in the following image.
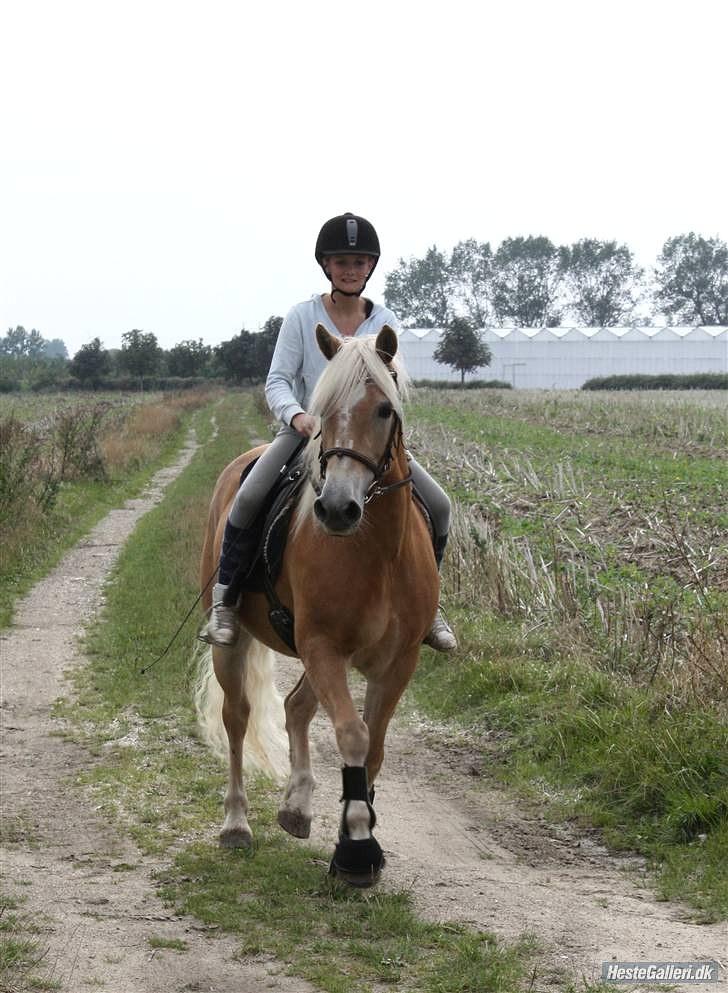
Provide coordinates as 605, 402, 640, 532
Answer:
413, 378, 512, 390
0, 375, 222, 394
582, 373, 728, 391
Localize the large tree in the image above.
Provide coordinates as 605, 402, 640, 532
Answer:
69, 338, 111, 386
448, 239, 493, 327
0, 326, 46, 358
384, 246, 452, 328
120, 329, 161, 380
167, 338, 211, 377
215, 320, 281, 384
653, 233, 728, 325
433, 317, 491, 384
491, 236, 563, 326
559, 239, 643, 326
255, 316, 282, 376
43, 338, 69, 360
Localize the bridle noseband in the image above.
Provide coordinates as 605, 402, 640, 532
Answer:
316, 411, 413, 505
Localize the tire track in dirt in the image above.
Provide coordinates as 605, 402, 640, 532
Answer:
0, 426, 314, 993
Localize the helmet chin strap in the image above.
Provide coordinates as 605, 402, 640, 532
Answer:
325, 268, 373, 304
330, 285, 362, 303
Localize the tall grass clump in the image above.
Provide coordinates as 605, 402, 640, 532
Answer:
100, 400, 183, 472
0, 389, 215, 628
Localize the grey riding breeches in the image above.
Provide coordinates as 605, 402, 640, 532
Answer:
228, 426, 304, 529
228, 424, 451, 538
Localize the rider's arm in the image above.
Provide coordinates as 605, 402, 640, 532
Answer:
265, 307, 307, 428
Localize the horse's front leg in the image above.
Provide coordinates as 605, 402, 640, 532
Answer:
363, 647, 420, 786
278, 672, 318, 838
212, 636, 253, 848
301, 645, 382, 886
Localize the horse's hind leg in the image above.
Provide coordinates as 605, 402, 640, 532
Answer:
277, 673, 318, 839
212, 633, 254, 848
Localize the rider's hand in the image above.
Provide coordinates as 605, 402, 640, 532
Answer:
291, 412, 316, 437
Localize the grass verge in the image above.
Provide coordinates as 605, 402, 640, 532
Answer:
157, 795, 531, 993
413, 624, 728, 920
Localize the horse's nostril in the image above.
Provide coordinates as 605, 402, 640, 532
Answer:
344, 501, 361, 524
314, 498, 327, 522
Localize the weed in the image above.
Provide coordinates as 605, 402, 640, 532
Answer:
148, 936, 188, 952
0, 895, 59, 992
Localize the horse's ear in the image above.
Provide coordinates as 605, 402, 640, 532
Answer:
375, 325, 398, 365
316, 323, 342, 361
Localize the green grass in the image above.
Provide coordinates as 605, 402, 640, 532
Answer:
147, 936, 188, 952
409, 397, 728, 524
156, 792, 531, 993
0, 893, 61, 992
402, 388, 727, 918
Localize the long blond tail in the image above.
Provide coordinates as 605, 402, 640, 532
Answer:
193, 640, 289, 781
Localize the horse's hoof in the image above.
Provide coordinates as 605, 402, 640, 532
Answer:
329, 835, 385, 888
277, 807, 312, 839
219, 827, 253, 849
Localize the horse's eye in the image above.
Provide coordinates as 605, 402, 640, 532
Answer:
377, 403, 393, 419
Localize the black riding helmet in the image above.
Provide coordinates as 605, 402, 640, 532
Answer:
315, 213, 380, 299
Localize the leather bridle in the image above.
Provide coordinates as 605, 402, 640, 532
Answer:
316, 412, 413, 505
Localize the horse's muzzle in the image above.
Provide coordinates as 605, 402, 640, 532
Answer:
313, 494, 362, 534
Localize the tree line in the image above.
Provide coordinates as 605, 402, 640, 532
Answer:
384, 233, 728, 329
3, 232, 726, 392
0, 318, 283, 392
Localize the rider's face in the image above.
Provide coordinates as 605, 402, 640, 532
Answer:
325, 254, 376, 292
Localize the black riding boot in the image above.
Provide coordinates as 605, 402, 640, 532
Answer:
203, 521, 258, 646
424, 532, 457, 652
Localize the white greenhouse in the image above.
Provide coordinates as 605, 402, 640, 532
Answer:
397, 326, 728, 390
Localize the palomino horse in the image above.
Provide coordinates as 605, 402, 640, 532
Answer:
197, 324, 439, 885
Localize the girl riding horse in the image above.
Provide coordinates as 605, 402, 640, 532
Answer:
202, 212, 456, 653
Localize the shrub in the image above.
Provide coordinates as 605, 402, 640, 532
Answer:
412, 378, 512, 390
582, 373, 728, 391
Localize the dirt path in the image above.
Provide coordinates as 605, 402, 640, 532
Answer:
1, 428, 724, 992
1, 429, 314, 993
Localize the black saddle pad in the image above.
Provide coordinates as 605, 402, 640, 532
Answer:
236, 447, 307, 595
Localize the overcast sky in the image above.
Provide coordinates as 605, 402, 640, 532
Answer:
2, 0, 726, 356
